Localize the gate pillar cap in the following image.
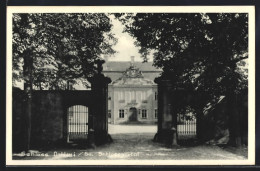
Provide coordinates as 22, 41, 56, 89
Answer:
171, 127, 176, 131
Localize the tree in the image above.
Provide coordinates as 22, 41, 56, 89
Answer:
115, 13, 248, 146
12, 13, 117, 151
13, 13, 117, 90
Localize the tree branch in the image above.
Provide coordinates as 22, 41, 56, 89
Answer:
232, 55, 248, 64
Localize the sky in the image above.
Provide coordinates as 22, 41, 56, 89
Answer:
105, 16, 152, 62
13, 16, 151, 89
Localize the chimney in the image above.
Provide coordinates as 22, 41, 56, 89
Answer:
104, 55, 109, 62
131, 56, 135, 63
103, 55, 109, 70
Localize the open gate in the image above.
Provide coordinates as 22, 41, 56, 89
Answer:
67, 105, 88, 142
177, 112, 197, 140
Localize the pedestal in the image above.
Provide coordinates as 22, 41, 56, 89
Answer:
153, 77, 178, 146
87, 61, 112, 146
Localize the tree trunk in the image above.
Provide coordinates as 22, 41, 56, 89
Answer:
225, 63, 243, 147
23, 53, 33, 152
227, 94, 242, 147
39, 82, 42, 90
195, 107, 204, 142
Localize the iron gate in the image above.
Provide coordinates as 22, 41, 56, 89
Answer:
67, 105, 88, 142
177, 113, 197, 139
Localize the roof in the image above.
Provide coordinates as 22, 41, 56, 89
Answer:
111, 64, 157, 86
103, 61, 162, 72
102, 61, 162, 82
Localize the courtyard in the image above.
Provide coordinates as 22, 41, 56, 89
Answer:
13, 124, 247, 160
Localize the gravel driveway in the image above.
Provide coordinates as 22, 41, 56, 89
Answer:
13, 125, 247, 161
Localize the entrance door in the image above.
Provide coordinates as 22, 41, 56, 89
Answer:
67, 105, 88, 142
128, 107, 137, 122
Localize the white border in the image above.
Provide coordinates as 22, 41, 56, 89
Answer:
6, 6, 255, 166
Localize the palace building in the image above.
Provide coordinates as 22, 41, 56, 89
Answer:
103, 56, 162, 124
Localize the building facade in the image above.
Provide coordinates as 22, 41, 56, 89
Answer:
103, 57, 162, 124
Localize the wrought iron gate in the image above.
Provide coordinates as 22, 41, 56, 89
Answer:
67, 105, 88, 142
177, 113, 197, 139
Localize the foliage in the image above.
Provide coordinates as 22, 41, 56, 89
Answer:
13, 13, 117, 89
115, 13, 248, 109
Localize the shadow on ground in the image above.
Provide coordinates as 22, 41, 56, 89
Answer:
13, 133, 247, 160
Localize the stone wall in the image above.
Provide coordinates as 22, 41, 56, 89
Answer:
12, 89, 93, 151
12, 88, 26, 152
31, 91, 64, 148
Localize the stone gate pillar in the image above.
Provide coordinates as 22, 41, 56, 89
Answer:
88, 60, 112, 146
153, 76, 178, 146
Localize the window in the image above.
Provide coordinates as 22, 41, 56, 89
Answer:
108, 110, 111, 118
119, 99, 125, 103
125, 91, 129, 102
142, 109, 147, 119
119, 109, 125, 118
155, 92, 158, 101
118, 91, 124, 100
130, 91, 135, 101
141, 91, 146, 101
137, 91, 141, 102
142, 100, 148, 103
118, 91, 125, 103
154, 109, 158, 118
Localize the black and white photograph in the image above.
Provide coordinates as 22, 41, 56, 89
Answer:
6, 6, 255, 165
